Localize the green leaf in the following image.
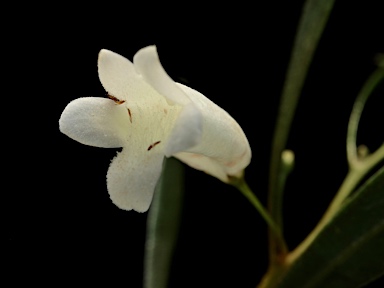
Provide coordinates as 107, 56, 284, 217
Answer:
144, 157, 185, 288
268, 0, 335, 259
278, 165, 384, 288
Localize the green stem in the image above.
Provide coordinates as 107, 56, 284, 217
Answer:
231, 177, 287, 254
287, 66, 384, 264
268, 0, 335, 264
276, 150, 295, 234
287, 144, 384, 264
347, 67, 384, 166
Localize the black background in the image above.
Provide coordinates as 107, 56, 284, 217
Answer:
5, 1, 383, 287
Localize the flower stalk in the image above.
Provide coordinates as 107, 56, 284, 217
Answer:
230, 176, 286, 253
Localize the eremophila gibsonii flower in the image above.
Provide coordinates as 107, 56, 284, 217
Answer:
59, 46, 251, 212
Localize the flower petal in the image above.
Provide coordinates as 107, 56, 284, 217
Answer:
173, 151, 228, 182
107, 148, 164, 212
133, 46, 190, 106
59, 97, 130, 148
164, 102, 202, 156
133, 47, 251, 180
173, 84, 252, 182
98, 49, 159, 103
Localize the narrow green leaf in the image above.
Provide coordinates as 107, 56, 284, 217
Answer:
269, 0, 335, 259
278, 166, 384, 288
144, 157, 184, 288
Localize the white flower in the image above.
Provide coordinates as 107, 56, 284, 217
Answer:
59, 46, 251, 212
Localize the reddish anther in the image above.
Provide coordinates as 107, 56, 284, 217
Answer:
147, 141, 161, 151
128, 108, 132, 123
108, 94, 125, 105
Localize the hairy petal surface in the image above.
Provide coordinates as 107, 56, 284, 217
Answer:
98, 49, 161, 104
107, 148, 164, 212
59, 97, 130, 148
